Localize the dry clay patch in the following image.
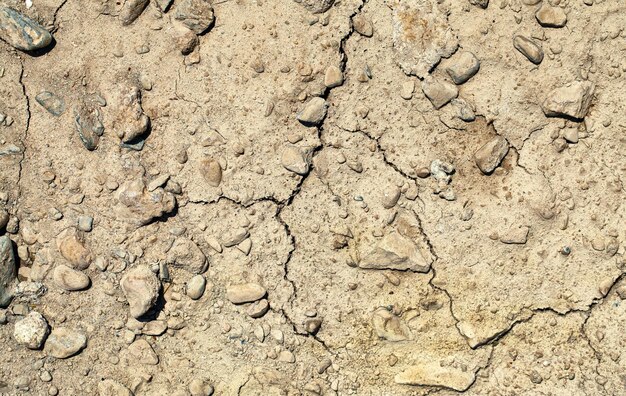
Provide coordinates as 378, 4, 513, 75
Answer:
0, 0, 625, 394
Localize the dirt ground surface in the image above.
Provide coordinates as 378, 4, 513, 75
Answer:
0, 0, 625, 394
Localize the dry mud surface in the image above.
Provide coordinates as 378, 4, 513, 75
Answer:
0, 0, 625, 395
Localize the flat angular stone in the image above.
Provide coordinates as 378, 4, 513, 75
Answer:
536, 4, 567, 28
422, 77, 458, 109
281, 146, 309, 175
542, 81, 595, 119
359, 232, 431, 272
0, 6, 52, 51
44, 328, 87, 358
395, 362, 476, 391
127, 339, 159, 365
35, 92, 65, 116
175, 0, 215, 35
500, 225, 530, 244
446, 51, 480, 84
297, 97, 328, 126
474, 136, 509, 174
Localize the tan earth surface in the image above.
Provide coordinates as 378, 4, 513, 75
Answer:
0, 0, 625, 394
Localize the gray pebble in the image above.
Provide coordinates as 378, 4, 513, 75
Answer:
175, 0, 215, 35
0, 235, 17, 308
0, 6, 53, 51
513, 35, 544, 64
35, 92, 65, 116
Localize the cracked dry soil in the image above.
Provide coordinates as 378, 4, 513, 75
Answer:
0, 0, 625, 395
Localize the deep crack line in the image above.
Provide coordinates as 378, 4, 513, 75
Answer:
16, 57, 31, 211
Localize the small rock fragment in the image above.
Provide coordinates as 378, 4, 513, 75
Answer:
156, 0, 173, 12
186, 275, 206, 300
513, 35, 544, 64
400, 80, 414, 100
57, 229, 92, 270
500, 225, 530, 244
167, 238, 208, 274
278, 350, 296, 363
44, 328, 87, 358
446, 51, 480, 84
247, 299, 270, 318
324, 66, 343, 88
236, 238, 252, 255
35, 92, 65, 116
120, 266, 161, 318
175, 0, 215, 35
352, 14, 373, 37
474, 136, 509, 174
98, 380, 133, 396
77, 215, 94, 232
201, 159, 222, 187
116, 179, 176, 226
382, 186, 401, 209
147, 175, 169, 192
14, 312, 49, 349
372, 308, 411, 341
395, 362, 476, 391
189, 378, 213, 396
562, 128, 579, 143
127, 339, 159, 365
222, 228, 249, 248
542, 81, 595, 119
297, 97, 328, 126
469, 0, 489, 8
299, 0, 334, 13
113, 85, 150, 145
359, 232, 431, 272
535, 4, 567, 28
0, 6, 53, 51
120, 0, 149, 25
0, 236, 17, 308
142, 320, 167, 336
422, 77, 458, 109
304, 318, 322, 335
74, 103, 104, 151
52, 265, 90, 291
226, 283, 266, 304
281, 146, 309, 175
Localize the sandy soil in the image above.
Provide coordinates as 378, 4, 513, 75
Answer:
0, 0, 625, 394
